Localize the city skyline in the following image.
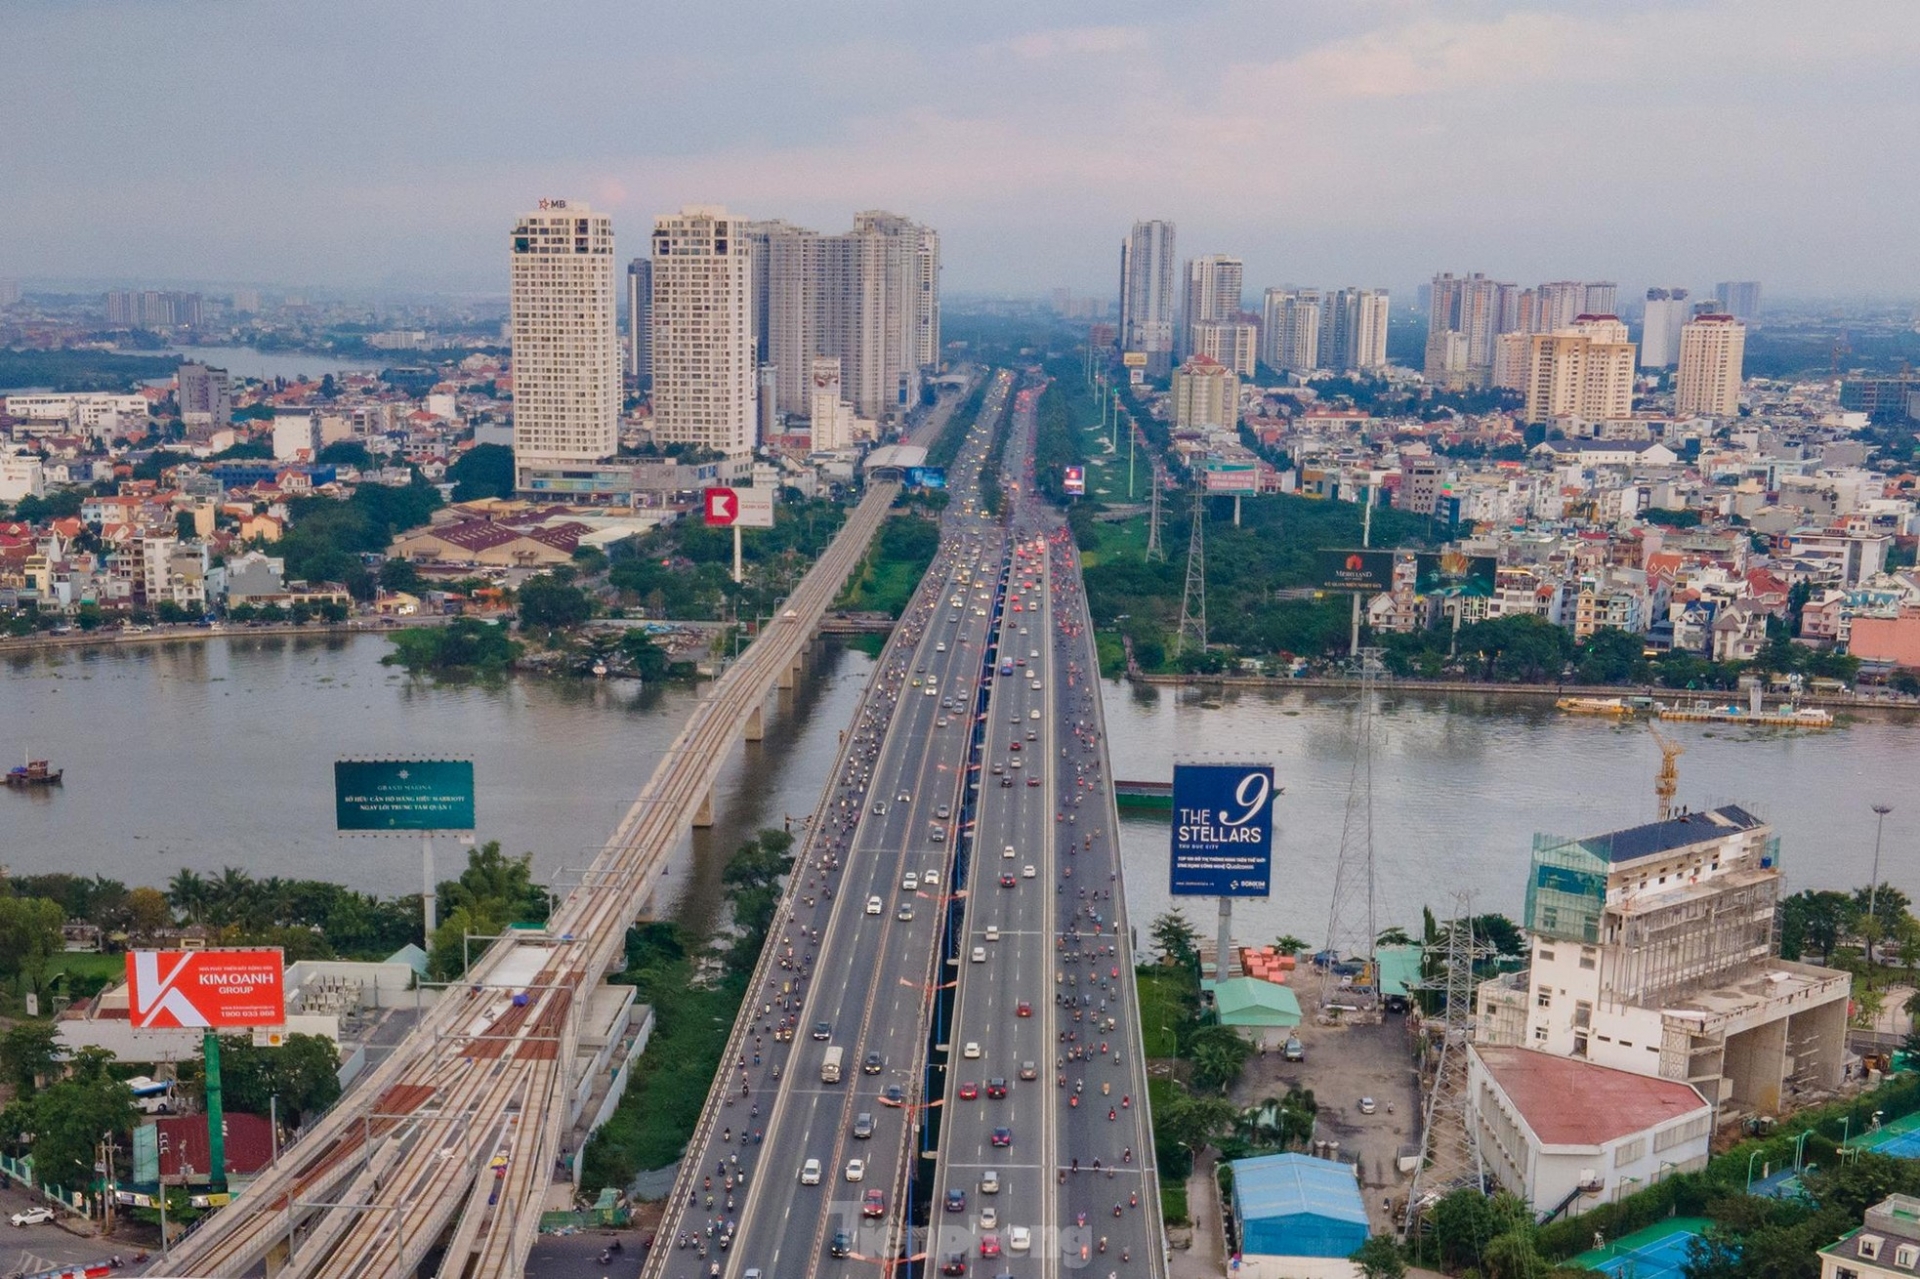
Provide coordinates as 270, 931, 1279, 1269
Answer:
6, 0, 1919, 299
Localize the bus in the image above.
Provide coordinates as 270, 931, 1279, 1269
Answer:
821, 1045, 844, 1084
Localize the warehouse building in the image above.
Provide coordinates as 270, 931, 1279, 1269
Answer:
1229, 1153, 1369, 1277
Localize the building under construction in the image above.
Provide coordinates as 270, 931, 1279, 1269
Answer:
1476, 804, 1850, 1125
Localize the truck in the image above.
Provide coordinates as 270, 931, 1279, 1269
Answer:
821, 1045, 844, 1083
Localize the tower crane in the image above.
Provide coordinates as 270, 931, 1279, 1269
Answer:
1650, 723, 1684, 822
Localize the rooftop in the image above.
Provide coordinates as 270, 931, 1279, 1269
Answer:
1577, 804, 1767, 865
1228, 1153, 1368, 1227
1474, 1045, 1709, 1147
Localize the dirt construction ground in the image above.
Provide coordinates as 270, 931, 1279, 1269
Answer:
1230, 1011, 1423, 1233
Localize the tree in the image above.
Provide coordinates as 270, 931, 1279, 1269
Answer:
0, 1021, 62, 1094
1352, 1235, 1407, 1279
378, 556, 423, 595
516, 574, 593, 633
213, 1032, 342, 1121
1185, 1024, 1255, 1093
18, 1074, 135, 1190
124, 886, 174, 942
1780, 890, 1858, 962
448, 444, 515, 501
1576, 627, 1646, 684
1151, 909, 1201, 971
1374, 927, 1415, 947
167, 868, 210, 923
0, 895, 67, 995
317, 439, 372, 468
1428, 1188, 1497, 1271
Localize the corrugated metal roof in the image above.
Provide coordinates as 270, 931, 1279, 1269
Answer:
1579, 804, 1765, 864
1230, 1153, 1368, 1227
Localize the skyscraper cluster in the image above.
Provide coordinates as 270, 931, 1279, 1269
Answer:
1260, 287, 1389, 376
104, 289, 204, 329
509, 199, 939, 489
1426, 273, 1618, 389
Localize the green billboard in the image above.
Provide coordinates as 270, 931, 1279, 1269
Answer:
1316, 549, 1397, 593
334, 760, 475, 832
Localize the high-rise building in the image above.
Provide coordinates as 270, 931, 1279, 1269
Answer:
1260, 289, 1320, 374
176, 362, 232, 426
1315, 287, 1391, 372
1425, 272, 1504, 388
809, 356, 859, 451
1582, 282, 1619, 317
625, 258, 653, 384
1521, 316, 1635, 426
105, 289, 203, 329
1675, 314, 1746, 417
1191, 321, 1257, 377
1180, 255, 1243, 360
229, 288, 261, 314
913, 225, 941, 370
0, 280, 19, 308
651, 204, 756, 456
1119, 220, 1177, 376
508, 199, 619, 485
1170, 355, 1238, 431
1713, 281, 1762, 321
1639, 288, 1690, 368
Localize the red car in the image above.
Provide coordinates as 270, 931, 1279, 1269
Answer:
980, 1236, 1002, 1258
863, 1189, 887, 1218
1015, 1000, 1031, 1018
958, 1080, 979, 1100
999, 872, 1016, 888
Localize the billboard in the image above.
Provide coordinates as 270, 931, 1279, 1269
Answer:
1205, 462, 1259, 496
1063, 466, 1086, 496
705, 485, 776, 528
127, 949, 285, 1028
1415, 550, 1497, 597
1316, 549, 1397, 594
1122, 351, 1148, 369
905, 466, 947, 491
334, 759, 475, 832
1169, 763, 1276, 898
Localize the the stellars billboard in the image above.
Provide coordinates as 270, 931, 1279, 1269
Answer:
1169, 763, 1276, 897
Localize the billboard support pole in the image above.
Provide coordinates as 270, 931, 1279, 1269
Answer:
204, 1029, 227, 1195
1217, 896, 1233, 986
1233, 494, 1241, 528
422, 833, 437, 939
1351, 485, 1374, 658
733, 525, 743, 584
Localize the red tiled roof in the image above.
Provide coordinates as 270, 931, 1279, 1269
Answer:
1475, 1046, 1707, 1147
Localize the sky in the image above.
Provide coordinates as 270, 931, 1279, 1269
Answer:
6, 0, 1919, 301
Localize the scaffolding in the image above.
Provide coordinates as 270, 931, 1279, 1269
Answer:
1602, 870, 1780, 1008
1523, 833, 1607, 945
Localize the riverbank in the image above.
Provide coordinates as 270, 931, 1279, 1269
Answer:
1128, 670, 1920, 715
0, 618, 443, 656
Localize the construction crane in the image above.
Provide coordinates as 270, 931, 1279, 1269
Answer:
1650, 723, 1684, 822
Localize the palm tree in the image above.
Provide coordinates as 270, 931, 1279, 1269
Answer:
166, 869, 209, 923
209, 865, 255, 926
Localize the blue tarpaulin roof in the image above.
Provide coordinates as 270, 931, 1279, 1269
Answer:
1230, 1153, 1369, 1259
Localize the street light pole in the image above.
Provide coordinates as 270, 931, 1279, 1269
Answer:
1870, 803, 1892, 928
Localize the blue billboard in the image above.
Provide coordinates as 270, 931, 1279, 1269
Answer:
905, 466, 948, 490
1169, 763, 1276, 897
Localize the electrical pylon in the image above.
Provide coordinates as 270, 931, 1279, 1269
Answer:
1176, 485, 1207, 656
1405, 897, 1486, 1232
1321, 647, 1381, 1010
1145, 465, 1166, 562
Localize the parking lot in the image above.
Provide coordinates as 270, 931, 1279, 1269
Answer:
0, 1187, 121, 1277
1230, 1012, 1422, 1230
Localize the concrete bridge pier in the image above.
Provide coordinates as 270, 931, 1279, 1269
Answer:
744, 702, 765, 742
693, 789, 715, 828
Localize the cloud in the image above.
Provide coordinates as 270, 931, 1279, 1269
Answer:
1003, 25, 1150, 60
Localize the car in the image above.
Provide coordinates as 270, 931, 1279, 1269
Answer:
1030, 649, 1039, 659
1022, 864, 1035, 878
925, 686, 936, 696
880, 1084, 906, 1107
897, 902, 915, 921
1016, 1000, 1032, 1017
813, 1021, 832, 1040
911, 678, 922, 687
958, 1080, 979, 1100
942, 1255, 968, 1276
801, 1158, 823, 1185
964, 1041, 981, 1059
991, 763, 1005, 775
930, 826, 946, 843
924, 869, 941, 886
1001, 777, 1013, 787
1026, 730, 1037, 741
986, 1077, 1008, 1098
864, 1051, 884, 1075
1283, 1036, 1305, 1062
1029, 708, 1041, 720
936, 804, 951, 819
863, 1189, 887, 1218
990, 1127, 1012, 1148
1009, 740, 1022, 752
1003, 845, 1016, 859
999, 872, 1016, 888
853, 1111, 875, 1138
846, 1158, 866, 1182
937, 717, 950, 728
1027, 776, 1040, 786
1015, 657, 1026, 667
1009, 1226, 1031, 1252
1358, 1097, 1377, 1115
946, 1187, 968, 1213
981, 1170, 1001, 1194
1030, 682, 1042, 692
1018, 1061, 1038, 1080
866, 896, 883, 915
899, 791, 912, 802
980, 1235, 1001, 1258
1009, 758, 1021, 770
831, 1230, 855, 1258
903, 872, 920, 891
971, 946, 987, 963
937, 642, 947, 652
980, 1206, 999, 1229
10, 1207, 55, 1228
872, 801, 888, 815
985, 924, 1000, 941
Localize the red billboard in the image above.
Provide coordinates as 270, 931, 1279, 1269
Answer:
126, 950, 285, 1029
703, 487, 739, 526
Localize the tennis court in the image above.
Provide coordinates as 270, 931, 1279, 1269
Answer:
1850, 1110, 1920, 1159
1570, 1219, 1709, 1279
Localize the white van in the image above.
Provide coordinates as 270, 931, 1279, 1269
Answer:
802, 1158, 822, 1185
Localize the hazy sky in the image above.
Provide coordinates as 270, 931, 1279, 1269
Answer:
7, 0, 1918, 300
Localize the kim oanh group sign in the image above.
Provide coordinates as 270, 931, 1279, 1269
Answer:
1169, 762, 1276, 898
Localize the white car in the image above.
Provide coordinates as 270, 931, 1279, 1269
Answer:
980, 1206, 999, 1228
1029, 709, 1040, 720
924, 685, 937, 696
1003, 845, 1016, 859
902, 872, 920, 891
866, 896, 883, 915
971, 946, 987, 963
937, 642, 948, 652
963, 1041, 981, 1059
924, 869, 941, 886
985, 925, 1000, 942
801, 1159, 822, 1185
10, 1207, 55, 1228
1009, 1226, 1031, 1252
1022, 864, 1036, 879
846, 1158, 866, 1182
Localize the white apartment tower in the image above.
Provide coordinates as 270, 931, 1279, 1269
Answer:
651, 205, 757, 456
1119, 220, 1177, 376
1191, 322, 1257, 377
1261, 289, 1321, 374
1639, 288, 1690, 369
626, 258, 653, 383
1675, 314, 1746, 418
1426, 272, 1504, 388
1181, 255, 1243, 360
1316, 287, 1391, 372
1521, 316, 1636, 427
508, 200, 620, 486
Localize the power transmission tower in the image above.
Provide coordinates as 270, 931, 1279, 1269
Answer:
1176, 486, 1207, 656
1405, 897, 1485, 1233
1145, 465, 1166, 562
1321, 647, 1380, 1012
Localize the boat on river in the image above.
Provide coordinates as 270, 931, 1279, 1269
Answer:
1556, 696, 1634, 717
5, 757, 63, 787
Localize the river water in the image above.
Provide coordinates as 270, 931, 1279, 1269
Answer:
4, 639, 1913, 946
0, 634, 871, 935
